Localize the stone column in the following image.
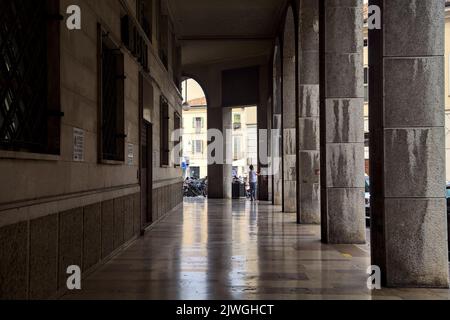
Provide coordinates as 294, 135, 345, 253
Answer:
370, 0, 449, 287
258, 65, 270, 201
282, 7, 297, 213
207, 104, 225, 199
320, 0, 366, 243
297, 0, 321, 224
207, 102, 232, 199
205, 72, 233, 199
267, 94, 273, 203
222, 108, 232, 200
273, 44, 283, 206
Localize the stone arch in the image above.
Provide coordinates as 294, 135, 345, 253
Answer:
181, 73, 211, 109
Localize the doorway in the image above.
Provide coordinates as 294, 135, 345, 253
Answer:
141, 120, 153, 227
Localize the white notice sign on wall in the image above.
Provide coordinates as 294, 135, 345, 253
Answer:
127, 143, 134, 165
73, 128, 85, 162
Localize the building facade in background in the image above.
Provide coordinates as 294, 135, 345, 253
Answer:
182, 96, 257, 180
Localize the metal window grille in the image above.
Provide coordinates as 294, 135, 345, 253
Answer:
0, 0, 49, 152
136, 0, 152, 40
160, 95, 169, 166
101, 35, 125, 161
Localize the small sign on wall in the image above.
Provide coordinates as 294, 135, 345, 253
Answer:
127, 143, 134, 165
73, 128, 85, 162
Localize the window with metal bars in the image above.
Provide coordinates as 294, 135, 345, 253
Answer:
136, 0, 152, 40
99, 27, 125, 162
0, 0, 61, 154
158, 10, 169, 70
192, 140, 203, 155
174, 112, 181, 167
160, 95, 170, 166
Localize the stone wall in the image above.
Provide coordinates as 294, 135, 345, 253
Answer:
0, 0, 184, 299
0, 193, 140, 299
152, 182, 184, 223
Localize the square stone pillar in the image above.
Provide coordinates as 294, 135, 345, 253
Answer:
207, 105, 232, 199
273, 45, 283, 206
319, 0, 366, 244
282, 8, 297, 213
298, 0, 321, 224
369, 0, 449, 287
258, 65, 270, 201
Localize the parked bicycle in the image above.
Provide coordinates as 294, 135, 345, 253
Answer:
183, 177, 208, 197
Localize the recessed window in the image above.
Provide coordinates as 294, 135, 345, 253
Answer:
193, 117, 204, 131
233, 136, 242, 160
136, 0, 152, 40
233, 114, 242, 130
364, 67, 369, 103
157, 1, 169, 70
0, 0, 61, 154
192, 140, 203, 154
174, 112, 181, 166
160, 96, 170, 166
99, 27, 125, 162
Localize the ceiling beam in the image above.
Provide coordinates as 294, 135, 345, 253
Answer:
178, 35, 274, 41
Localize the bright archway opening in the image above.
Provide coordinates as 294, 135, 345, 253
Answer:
181, 78, 208, 197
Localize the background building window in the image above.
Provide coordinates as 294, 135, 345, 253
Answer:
193, 117, 204, 132
364, 67, 369, 103
233, 136, 242, 160
174, 112, 181, 166
233, 114, 242, 130
160, 96, 170, 166
100, 29, 125, 162
0, 0, 61, 154
192, 140, 203, 154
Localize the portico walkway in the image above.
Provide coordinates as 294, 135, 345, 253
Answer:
62, 199, 450, 300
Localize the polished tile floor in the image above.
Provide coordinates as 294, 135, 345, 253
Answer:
63, 198, 450, 300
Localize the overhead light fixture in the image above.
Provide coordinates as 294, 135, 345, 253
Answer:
182, 101, 191, 111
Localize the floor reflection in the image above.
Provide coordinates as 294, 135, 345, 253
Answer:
62, 198, 450, 300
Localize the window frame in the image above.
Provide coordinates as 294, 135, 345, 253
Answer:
233, 135, 242, 160
0, 0, 62, 156
160, 95, 170, 167
193, 117, 204, 130
136, 0, 153, 41
174, 111, 181, 167
192, 140, 203, 155
97, 24, 126, 164
364, 66, 369, 103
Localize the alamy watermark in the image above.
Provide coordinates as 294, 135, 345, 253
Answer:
66, 5, 81, 30
367, 265, 381, 290
172, 128, 282, 176
368, 5, 381, 30
66, 265, 81, 290
63, 4, 382, 32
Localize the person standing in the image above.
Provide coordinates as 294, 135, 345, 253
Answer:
248, 165, 258, 201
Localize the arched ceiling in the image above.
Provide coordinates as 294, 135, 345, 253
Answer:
168, 0, 288, 67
